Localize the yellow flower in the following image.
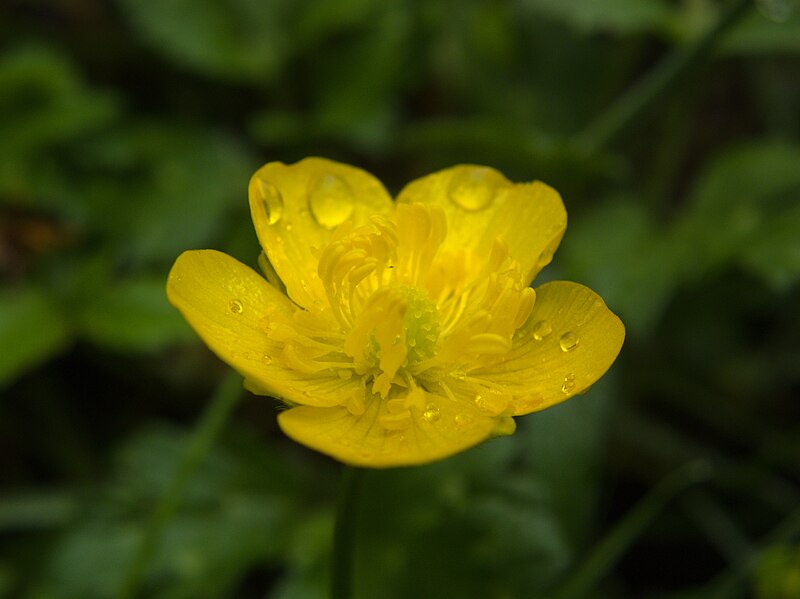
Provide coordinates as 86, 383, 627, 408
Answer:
167, 158, 624, 468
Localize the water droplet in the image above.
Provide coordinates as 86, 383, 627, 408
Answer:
561, 373, 576, 394
422, 403, 440, 423
559, 331, 579, 352
474, 392, 508, 415
242, 351, 251, 360
447, 167, 504, 212
261, 353, 272, 365
308, 174, 354, 229
532, 319, 552, 341
454, 413, 474, 429
251, 178, 283, 225
451, 370, 466, 380
229, 299, 243, 314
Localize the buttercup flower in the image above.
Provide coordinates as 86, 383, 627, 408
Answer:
167, 158, 624, 467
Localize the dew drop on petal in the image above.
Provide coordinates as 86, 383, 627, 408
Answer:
252, 179, 283, 225
561, 373, 576, 395
258, 316, 271, 332
532, 319, 552, 341
242, 351, 251, 360
308, 174, 354, 229
559, 331, 579, 352
454, 413, 474, 429
422, 403, 440, 423
261, 353, 272, 365
474, 392, 508, 415
447, 167, 503, 212
229, 299, 243, 314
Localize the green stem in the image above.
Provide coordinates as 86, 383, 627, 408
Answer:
554, 461, 712, 599
574, 0, 752, 157
118, 370, 243, 599
331, 466, 365, 599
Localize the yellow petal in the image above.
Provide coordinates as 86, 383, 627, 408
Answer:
277, 387, 500, 468
249, 158, 394, 310
473, 281, 624, 415
396, 165, 567, 283
167, 249, 357, 407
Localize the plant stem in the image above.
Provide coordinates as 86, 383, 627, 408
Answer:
118, 370, 243, 599
554, 460, 712, 599
331, 466, 365, 599
574, 0, 753, 157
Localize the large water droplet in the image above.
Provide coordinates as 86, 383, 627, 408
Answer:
308, 174, 354, 229
422, 403, 440, 423
252, 178, 283, 225
229, 299, 243, 314
261, 353, 273, 365
561, 373, 576, 394
559, 331, 579, 352
532, 319, 552, 341
447, 167, 504, 212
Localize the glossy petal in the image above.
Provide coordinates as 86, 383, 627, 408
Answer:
396, 165, 567, 283
278, 387, 501, 468
167, 250, 357, 407
249, 158, 394, 310
473, 281, 625, 415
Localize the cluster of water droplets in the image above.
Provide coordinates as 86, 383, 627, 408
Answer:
251, 172, 357, 231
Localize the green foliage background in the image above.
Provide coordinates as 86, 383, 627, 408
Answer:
1, 0, 799, 597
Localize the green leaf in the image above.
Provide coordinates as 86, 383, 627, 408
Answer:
113, 0, 291, 82
42, 425, 299, 599
0, 286, 70, 386
0, 45, 118, 199
674, 141, 800, 282
79, 124, 255, 264
722, 7, 800, 55
517, 0, 675, 35
77, 276, 193, 352
740, 203, 800, 291
559, 196, 678, 334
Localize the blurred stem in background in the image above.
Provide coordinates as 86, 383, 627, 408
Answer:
574, 0, 753, 157
118, 371, 243, 599
331, 466, 366, 599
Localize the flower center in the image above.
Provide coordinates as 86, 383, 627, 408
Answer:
345, 285, 440, 397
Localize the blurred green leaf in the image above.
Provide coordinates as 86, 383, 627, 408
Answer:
113, 0, 291, 82
740, 203, 800, 291
560, 196, 677, 334
674, 141, 800, 284
77, 276, 192, 352
755, 544, 800, 599
0, 286, 70, 386
79, 124, 255, 264
517, 0, 675, 35
0, 45, 119, 199
723, 7, 800, 55
42, 425, 299, 599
